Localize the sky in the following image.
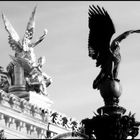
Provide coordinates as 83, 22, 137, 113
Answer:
0, 1, 140, 138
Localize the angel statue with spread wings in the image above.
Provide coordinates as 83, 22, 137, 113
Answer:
88, 5, 140, 90
2, 6, 52, 96
2, 6, 47, 69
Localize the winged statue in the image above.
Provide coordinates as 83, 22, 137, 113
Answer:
1, 6, 51, 96
88, 5, 140, 89
2, 6, 48, 69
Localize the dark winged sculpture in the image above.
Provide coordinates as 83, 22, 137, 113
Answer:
88, 5, 140, 90
81, 5, 140, 139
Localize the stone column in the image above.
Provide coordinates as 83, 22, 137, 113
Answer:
9, 64, 29, 101
14, 64, 25, 85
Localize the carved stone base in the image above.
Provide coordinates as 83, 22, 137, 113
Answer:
81, 106, 140, 139
9, 85, 26, 92
97, 105, 126, 115
9, 85, 29, 101
10, 91, 29, 101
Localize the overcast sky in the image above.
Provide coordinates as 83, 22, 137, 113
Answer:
0, 1, 140, 138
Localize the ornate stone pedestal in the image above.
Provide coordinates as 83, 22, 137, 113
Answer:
97, 105, 126, 115
9, 64, 30, 101
82, 79, 140, 139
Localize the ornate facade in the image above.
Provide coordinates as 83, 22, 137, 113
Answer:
0, 6, 87, 139
0, 90, 86, 139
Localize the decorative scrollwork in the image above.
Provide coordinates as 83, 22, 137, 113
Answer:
81, 111, 140, 139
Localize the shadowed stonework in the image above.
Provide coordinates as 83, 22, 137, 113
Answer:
81, 4, 140, 139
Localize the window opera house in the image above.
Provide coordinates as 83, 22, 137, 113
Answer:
0, 4, 140, 140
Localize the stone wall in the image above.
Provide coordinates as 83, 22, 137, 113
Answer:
0, 90, 72, 139
0, 90, 83, 139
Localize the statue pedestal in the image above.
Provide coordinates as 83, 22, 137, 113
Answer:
8, 63, 30, 100
97, 105, 126, 115
82, 79, 140, 139
9, 85, 26, 92
29, 91, 53, 109
9, 85, 29, 101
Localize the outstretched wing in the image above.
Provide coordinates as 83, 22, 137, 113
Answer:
110, 29, 140, 58
111, 29, 140, 48
2, 13, 22, 52
22, 6, 37, 51
88, 5, 116, 67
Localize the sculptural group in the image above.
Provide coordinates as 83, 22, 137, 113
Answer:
88, 5, 140, 90
0, 6, 52, 96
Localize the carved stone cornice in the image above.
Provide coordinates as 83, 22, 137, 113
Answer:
0, 90, 49, 138
0, 90, 46, 122
0, 112, 47, 139
0, 90, 82, 139
0, 90, 82, 132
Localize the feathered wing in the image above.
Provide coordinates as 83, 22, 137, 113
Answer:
2, 13, 22, 52
111, 29, 140, 50
22, 6, 37, 51
88, 5, 116, 67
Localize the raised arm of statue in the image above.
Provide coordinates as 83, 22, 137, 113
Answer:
31, 29, 48, 48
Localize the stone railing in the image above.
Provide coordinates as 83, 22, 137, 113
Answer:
0, 89, 48, 139
0, 89, 83, 139
46, 109, 82, 132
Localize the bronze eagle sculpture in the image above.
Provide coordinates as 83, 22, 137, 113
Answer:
88, 5, 140, 90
